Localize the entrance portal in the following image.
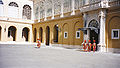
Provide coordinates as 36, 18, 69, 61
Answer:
88, 20, 100, 51
46, 26, 50, 46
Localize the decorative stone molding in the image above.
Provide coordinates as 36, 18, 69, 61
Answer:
98, 9, 106, 19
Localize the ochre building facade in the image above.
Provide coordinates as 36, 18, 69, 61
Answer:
0, 0, 120, 53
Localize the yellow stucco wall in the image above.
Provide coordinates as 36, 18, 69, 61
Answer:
33, 15, 83, 46
0, 20, 32, 42
106, 10, 120, 48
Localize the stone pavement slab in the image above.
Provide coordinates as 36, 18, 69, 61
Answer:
0, 44, 120, 68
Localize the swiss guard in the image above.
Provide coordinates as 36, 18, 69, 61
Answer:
88, 40, 92, 52
82, 40, 86, 52
93, 40, 96, 52
37, 39, 41, 48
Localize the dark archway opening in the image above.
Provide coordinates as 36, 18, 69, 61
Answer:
39, 27, 43, 43
22, 27, 29, 41
53, 25, 58, 43
8, 26, 16, 41
34, 28, 37, 42
46, 26, 50, 46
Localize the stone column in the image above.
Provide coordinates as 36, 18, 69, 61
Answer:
31, 2, 34, 20
98, 9, 106, 52
44, 2, 47, 21
52, 0, 54, 19
71, 0, 75, 15
60, 0, 64, 17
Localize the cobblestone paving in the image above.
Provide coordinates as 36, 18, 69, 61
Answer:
0, 44, 120, 68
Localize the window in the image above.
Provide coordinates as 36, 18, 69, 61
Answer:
0, 0, 3, 4
23, 5, 31, 19
64, 32, 68, 38
112, 29, 119, 39
76, 31, 80, 38
8, 2, 19, 18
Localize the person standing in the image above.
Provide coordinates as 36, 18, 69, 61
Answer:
37, 39, 41, 48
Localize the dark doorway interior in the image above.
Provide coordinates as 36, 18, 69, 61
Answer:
46, 26, 50, 46
39, 27, 43, 43
8, 26, 16, 41
54, 25, 58, 43
90, 29, 99, 51
90, 30, 98, 44
34, 28, 37, 42
22, 27, 29, 41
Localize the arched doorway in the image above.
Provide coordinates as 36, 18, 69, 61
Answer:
0, 26, 2, 41
22, 27, 29, 41
8, 26, 16, 41
53, 25, 58, 43
46, 26, 50, 46
88, 20, 99, 50
34, 28, 37, 42
39, 27, 43, 43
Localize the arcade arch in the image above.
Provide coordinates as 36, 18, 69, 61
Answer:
34, 28, 37, 42
46, 26, 50, 45
22, 27, 30, 41
53, 25, 58, 43
39, 27, 43, 43
8, 26, 17, 41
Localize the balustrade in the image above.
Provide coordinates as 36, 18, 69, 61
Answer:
34, 0, 120, 20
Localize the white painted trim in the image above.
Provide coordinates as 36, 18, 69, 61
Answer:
76, 31, 80, 39
112, 29, 119, 39
64, 32, 68, 38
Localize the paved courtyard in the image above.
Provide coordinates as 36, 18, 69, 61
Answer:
0, 44, 120, 68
